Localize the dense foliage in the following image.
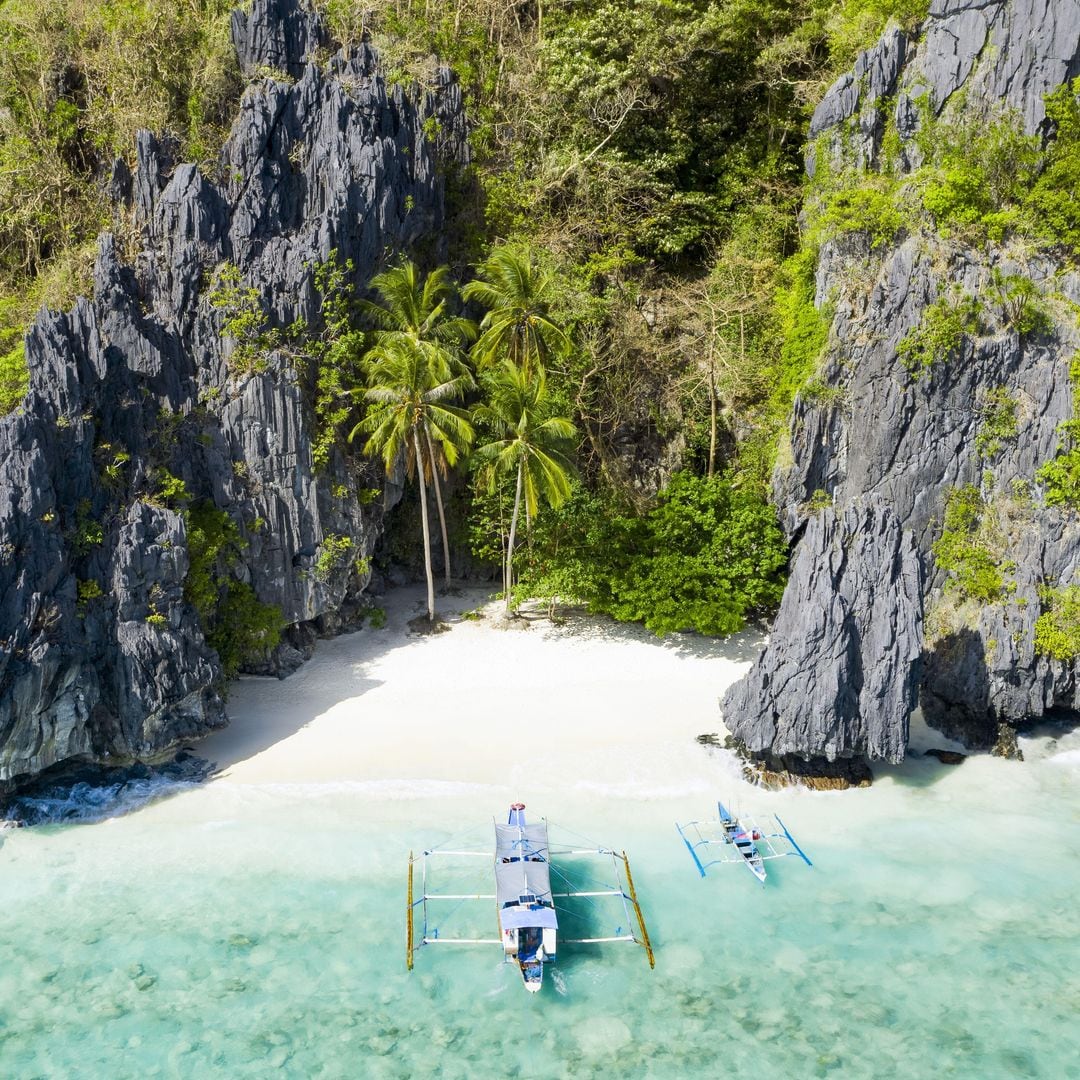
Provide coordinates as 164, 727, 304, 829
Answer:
9, 0, 1080, 645
0, 0, 240, 334
1034, 584, 1080, 661
184, 503, 285, 680
491, 473, 788, 635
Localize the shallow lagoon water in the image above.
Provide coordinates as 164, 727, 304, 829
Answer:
1, 598, 1079, 1078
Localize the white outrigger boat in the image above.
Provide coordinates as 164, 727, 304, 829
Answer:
407, 803, 654, 992
675, 800, 812, 885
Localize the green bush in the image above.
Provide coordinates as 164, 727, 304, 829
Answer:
917, 109, 1040, 241
1034, 584, 1080, 660
1037, 419, 1080, 508
507, 473, 788, 637
975, 386, 1019, 460
813, 180, 904, 250
0, 337, 27, 414
1023, 79, 1080, 255
183, 501, 284, 679
989, 271, 1053, 337
932, 485, 1011, 602
896, 294, 983, 374
314, 533, 353, 582
207, 581, 286, 680
76, 578, 104, 614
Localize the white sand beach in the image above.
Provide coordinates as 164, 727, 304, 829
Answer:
195, 584, 765, 801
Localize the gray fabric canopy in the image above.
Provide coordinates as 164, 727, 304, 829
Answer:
494, 822, 550, 862
494, 819, 558, 932
499, 905, 558, 930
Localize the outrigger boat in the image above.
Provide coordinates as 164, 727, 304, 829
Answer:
675, 800, 812, 885
407, 803, 655, 992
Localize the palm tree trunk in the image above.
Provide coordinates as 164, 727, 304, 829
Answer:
413, 427, 436, 621
707, 354, 717, 479
504, 459, 524, 614
424, 427, 452, 586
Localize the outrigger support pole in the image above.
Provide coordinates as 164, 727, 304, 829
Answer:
406, 852, 415, 971
621, 851, 655, 969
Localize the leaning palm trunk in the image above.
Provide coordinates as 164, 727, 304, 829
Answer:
413, 427, 436, 620
504, 460, 524, 614
424, 426, 452, 586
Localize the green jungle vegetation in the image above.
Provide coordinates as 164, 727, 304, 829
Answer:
3, 0, 1080, 642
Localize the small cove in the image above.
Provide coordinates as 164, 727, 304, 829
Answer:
1, 587, 1078, 1078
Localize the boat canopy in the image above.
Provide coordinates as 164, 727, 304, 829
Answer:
494, 818, 558, 931
495, 859, 556, 907
499, 905, 559, 930
494, 822, 550, 862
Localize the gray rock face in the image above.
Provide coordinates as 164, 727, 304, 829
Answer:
726, 0, 1080, 761
231, 0, 329, 78
916, 0, 1080, 133
810, 28, 907, 138
722, 498, 923, 764
0, 0, 464, 791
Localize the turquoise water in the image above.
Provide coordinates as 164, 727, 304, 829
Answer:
2, 755, 1078, 1078
1, 603, 1079, 1078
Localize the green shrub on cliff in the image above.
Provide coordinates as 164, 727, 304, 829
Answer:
932, 485, 1012, 603
896, 294, 983, 374
184, 502, 285, 679
1034, 584, 1080, 661
1024, 79, 1080, 256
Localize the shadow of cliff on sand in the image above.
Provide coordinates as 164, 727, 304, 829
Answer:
197, 583, 496, 776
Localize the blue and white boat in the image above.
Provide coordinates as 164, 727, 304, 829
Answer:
407, 803, 654, 992
676, 801, 812, 886
495, 803, 559, 991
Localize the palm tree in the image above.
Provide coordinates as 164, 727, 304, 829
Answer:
462, 246, 572, 375
474, 361, 577, 613
359, 259, 475, 585
359, 259, 476, 347
350, 335, 474, 621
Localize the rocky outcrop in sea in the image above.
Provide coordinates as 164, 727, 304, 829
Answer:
0, 0, 465, 792
724, 0, 1080, 766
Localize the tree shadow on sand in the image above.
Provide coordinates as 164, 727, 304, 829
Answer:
526, 604, 767, 664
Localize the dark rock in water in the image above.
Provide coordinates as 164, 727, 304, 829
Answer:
990, 722, 1024, 761
722, 497, 923, 766
747, 752, 873, 791
0, 751, 214, 825
923, 748, 966, 765
0, 0, 466, 792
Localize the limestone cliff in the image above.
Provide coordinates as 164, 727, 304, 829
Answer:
0, 0, 464, 791
724, 0, 1080, 763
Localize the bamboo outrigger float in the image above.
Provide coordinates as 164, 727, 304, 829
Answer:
676, 800, 812, 886
407, 803, 654, 991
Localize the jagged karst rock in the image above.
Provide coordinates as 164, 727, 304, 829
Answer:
737, 0, 1080, 762
811, 2, 1080, 176
231, 0, 329, 78
722, 498, 923, 766
0, 0, 465, 792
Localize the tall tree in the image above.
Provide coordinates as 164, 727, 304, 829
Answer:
462, 245, 572, 375
350, 335, 474, 621
360, 258, 475, 583
474, 360, 577, 612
